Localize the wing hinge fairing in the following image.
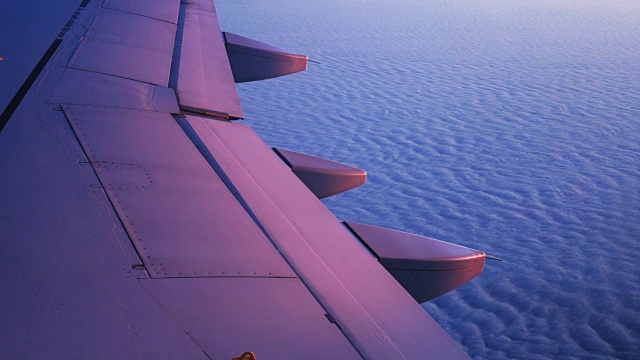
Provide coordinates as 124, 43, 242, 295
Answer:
345, 222, 485, 303
223, 32, 308, 83
273, 148, 366, 198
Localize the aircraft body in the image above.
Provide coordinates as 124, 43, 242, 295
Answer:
0, 0, 484, 358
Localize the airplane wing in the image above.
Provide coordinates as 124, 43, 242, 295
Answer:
0, 1, 484, 359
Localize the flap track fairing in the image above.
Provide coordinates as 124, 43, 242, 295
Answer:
274, 148, 366, 198
223, 32, 308, 83
345, 222, 485, 303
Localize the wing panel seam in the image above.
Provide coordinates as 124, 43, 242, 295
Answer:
168, 1, 187, 89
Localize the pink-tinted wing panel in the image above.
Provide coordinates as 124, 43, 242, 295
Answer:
68, 8, 176, 86
104, 0, 180, 24
38, 68, 179, 113
62, 105, 294, 279
0, 99, 209, 359
140, 277, 361, 359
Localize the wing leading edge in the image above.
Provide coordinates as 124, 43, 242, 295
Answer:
0, 0, 481, 358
